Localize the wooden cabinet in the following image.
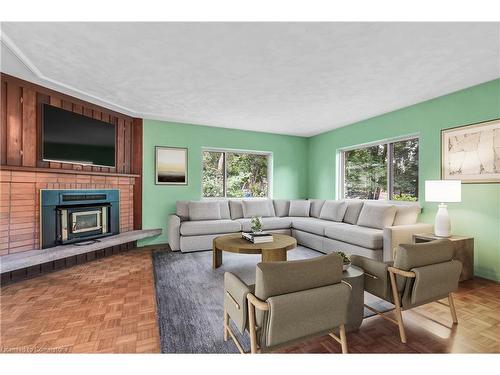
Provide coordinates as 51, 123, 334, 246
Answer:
412, 233, 474, 281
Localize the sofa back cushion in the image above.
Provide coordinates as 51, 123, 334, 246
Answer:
343, 200, 364, 225
273, 200, 290, 217
229, 200, 243, 219
357, 203, 397, 229
242, 199, 275, 218
319, 200, 348, 222
309, 199, 325, 218
178, 200, 230, 220
176, 201, 190, 221
393, 205, 420, 225
288, 200, 311, 217
188, 201, 221, 221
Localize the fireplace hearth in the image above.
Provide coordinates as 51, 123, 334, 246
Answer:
41, 189, 120, 249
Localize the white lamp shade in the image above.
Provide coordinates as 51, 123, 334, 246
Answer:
425, 180, 461, 203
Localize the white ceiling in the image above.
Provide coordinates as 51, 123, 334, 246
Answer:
1, 22, 499, 136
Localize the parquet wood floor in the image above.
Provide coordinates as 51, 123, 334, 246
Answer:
1, 247, 161, 353
1, 247, 499, 353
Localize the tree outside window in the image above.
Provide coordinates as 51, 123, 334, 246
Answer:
343, 138, 419, 201
202, 150, 270, 198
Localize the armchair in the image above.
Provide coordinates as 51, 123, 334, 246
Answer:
223, 253, 352, 353
352, 239, 462, 343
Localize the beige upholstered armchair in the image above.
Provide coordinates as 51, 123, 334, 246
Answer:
223, 253, 352, 353
351, 239, 462, 343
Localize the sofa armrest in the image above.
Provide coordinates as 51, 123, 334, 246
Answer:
167, 214, 181, 251
224, 272, 254, 334
383, 223, 433, 262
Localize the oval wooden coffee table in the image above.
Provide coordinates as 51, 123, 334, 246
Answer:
212, 233, 297, 269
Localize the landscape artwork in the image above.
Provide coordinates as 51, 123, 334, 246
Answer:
442, 119, 500, 183
155, 146, 188, 185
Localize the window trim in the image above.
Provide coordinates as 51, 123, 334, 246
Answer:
201, 147, 273, 199
337, 134, 420, 201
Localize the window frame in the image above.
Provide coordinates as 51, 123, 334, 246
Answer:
201, 147, 273, 199
337, 134, 420, 201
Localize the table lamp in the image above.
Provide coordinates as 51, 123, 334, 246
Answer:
425, 180, 461, 237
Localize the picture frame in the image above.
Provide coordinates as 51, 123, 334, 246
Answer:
441, 118, 500, 183
155, 146, 188, 185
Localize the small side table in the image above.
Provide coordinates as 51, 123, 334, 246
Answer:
342, 265, 364, 332
412, 233, 474, 281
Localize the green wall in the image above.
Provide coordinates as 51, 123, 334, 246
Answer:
141, 120, 309, 246
308, 79, 500, 281
140, 79, 499, 281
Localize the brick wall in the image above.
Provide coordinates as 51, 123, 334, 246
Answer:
0, 170, 134, 255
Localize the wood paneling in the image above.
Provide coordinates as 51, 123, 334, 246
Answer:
1, 80, 7, 164
116, 118, 125, 174
21, 88, 36, 167
0, 73, 142, 255
6, 83, 22, 165
1, 73, 135, 174
132, 118, 143, 230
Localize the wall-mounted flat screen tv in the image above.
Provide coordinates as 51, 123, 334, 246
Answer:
42, 104, 116, 167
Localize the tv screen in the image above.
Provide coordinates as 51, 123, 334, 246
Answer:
42, 104, 116, 167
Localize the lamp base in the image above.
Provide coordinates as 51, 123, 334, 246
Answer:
434, 203, 451, 237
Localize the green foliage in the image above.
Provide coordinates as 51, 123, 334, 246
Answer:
250, 216, 263, 232
392, 138, 419, 199
335, 251, 351, 264
392, 193, 418, 202
202, 151, 268, 198
345, 144, 387, 199
344, 139, 418, 201
202, 151, 224, 197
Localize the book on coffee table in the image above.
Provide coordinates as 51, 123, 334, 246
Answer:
242, 232, 273, 243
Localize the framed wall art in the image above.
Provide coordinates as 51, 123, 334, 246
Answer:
155, 146, 188, 185
441, 119, 500, 183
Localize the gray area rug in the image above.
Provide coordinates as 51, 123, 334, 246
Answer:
152, 246, 393, 353
152, 246, 320, 353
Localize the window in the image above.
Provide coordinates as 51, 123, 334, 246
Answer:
202, 150, 270, 198
341, 137, 419, 201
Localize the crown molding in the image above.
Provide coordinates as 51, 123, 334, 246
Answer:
0, 31, 140, 117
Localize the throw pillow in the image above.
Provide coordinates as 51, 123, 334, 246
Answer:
343, 200, 364, 224
188, 201, 221, 221
288, 200, 311, 217
393, 205, 420, 225
309, 199, 325, 218
242, 200, 274, 218
357, 203, 397, 229
319, 200, 348, 222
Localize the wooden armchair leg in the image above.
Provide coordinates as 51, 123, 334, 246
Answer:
339, 324, 348, 354
247, 300, 258, 354
223, 308, 229, 342
389, 271, 407, 343
448, 293, 458, 324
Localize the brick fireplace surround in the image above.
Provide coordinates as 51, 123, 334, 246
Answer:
0, 170, 135, 255
1, 73, 143, 257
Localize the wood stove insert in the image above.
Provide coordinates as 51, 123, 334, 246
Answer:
41, 189, 119, 249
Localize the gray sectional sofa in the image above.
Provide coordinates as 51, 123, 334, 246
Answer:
167, 199, 432, 261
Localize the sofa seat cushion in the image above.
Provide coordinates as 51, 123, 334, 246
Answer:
238, 217, 292, 232
291, 217, 333, 236
180, 219, 241, 236
324, 224, 383, 250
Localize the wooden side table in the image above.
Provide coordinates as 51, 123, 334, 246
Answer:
412, 233, 474, 281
